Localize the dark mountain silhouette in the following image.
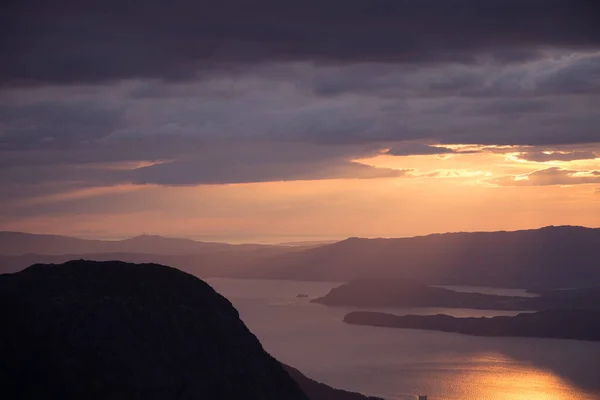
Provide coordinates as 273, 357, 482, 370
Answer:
0, 231, 276, 256
343, 310, 600, 342
313, 279, 600, 311
0, 260, 382, 400
251, 226, 600, 288
0, 232, 315, 277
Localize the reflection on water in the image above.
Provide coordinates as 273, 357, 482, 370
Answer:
207, 278, 600, 400
441, 353, 590, 400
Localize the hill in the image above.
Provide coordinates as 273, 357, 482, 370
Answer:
0, 260, 382, 400
252, 226, 600, 288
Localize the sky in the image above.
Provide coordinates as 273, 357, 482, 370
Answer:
1, 0, 600, 242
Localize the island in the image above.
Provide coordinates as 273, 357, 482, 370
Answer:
343, 310, 600, 342
312, 278, 528, 310
313, 279, 600, 311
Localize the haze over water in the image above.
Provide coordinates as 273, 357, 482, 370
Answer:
208, 278, 600, 400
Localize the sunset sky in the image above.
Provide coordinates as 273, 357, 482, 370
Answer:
1, 0, 599, 242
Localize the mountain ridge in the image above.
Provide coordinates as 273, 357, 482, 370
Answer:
2, 226, 600, 289
0, 231, 280, 256
249, 225, 600, 288
0, 260, 383, 400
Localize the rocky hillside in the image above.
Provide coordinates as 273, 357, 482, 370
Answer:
0, 260, 380, 400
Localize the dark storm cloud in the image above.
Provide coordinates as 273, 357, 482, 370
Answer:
0, 163, 122, 186
305, 52, 600, 99
0, 102, 123, 150
117, 140, 406, 185
0, 131, 405, 191
470, 100, 552, 115
2, 0, 600, 86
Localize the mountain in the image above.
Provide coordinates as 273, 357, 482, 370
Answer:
251, 226, 600, 288
0, 231, 305, 276
4, 226, 599, 289
343, 310, 600, 342
0, 260, 382, 400
0, 232, 274, 256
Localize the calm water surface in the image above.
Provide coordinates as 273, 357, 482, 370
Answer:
207, 278, 600, 400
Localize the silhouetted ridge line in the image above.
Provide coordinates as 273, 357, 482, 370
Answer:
0, 260, 383, 400
250, 226, 600, 288
0, 231, 277, 256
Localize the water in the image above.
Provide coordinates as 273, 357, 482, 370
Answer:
206, 278, 600, 400
434, 285, 539, 298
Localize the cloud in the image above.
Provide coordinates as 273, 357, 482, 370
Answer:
2, 0, 600, 86
117, 140, 409, 185
0, 66, 598, 200
516, 151, 598, 162
385, 142, 480, 156
414, 169, 492, 179
490, 167, 600, 186
386, 143, 454, 156
306, 52, 600, 99
0, 102, 123, 150
128, 160, 408, 185
0, 135, 407, 195
1, 49, 599, 203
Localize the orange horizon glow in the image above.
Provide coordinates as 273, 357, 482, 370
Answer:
1, 142, 599, 242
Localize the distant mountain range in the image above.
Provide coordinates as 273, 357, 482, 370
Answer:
0, 232, 275, 256
1, 226, 599, 288
248, 226, 600, 288
0, 232, 305, 275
